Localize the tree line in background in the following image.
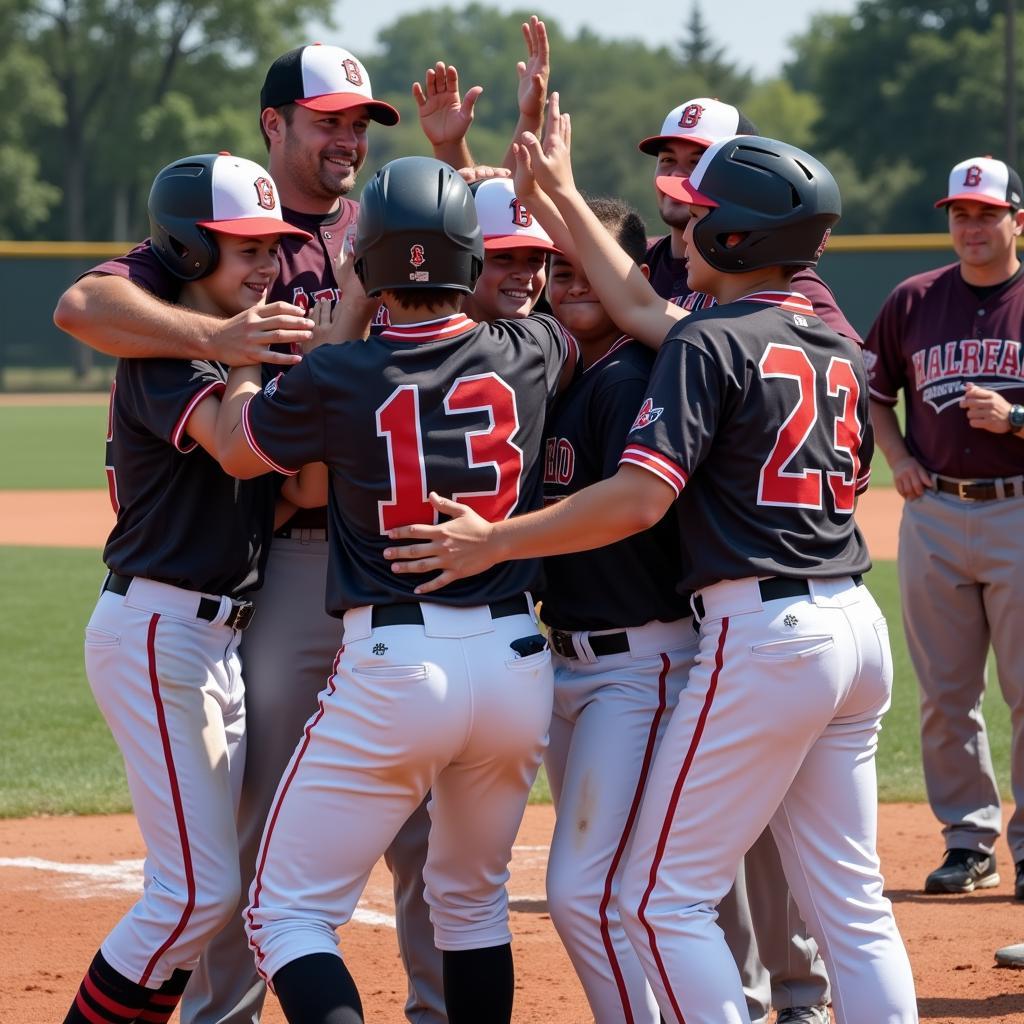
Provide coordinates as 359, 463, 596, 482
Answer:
2, 0, 1019, 241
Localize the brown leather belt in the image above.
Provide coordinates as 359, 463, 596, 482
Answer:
934, 476, 1023, 502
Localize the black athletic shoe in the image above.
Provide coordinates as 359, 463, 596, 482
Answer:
1014, 859, 1024, 901
924, 848, 999, 893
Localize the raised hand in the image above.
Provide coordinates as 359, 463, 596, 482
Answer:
516, 16, 550, 124
413, 62, 483, 148
383, 493, 500, 594
516, 91, 574, 198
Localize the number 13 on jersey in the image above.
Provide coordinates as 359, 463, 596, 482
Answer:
375, 374, 524, 533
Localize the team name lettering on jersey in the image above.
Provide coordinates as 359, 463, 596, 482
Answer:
910, 338, 1023, 411
543, 436, 575, 486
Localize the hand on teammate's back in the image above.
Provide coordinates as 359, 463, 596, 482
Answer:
208, 299, 312, 367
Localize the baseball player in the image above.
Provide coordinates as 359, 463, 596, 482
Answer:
539, 195, 697, 1023
865, 156, 1024, 900
211, 155, 576, 1024
60, 154, 310, 1024
384, 113, 919, 1024
640, 95, 849, 1024
53, 46, 448, 1024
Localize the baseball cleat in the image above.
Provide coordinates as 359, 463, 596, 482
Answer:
995, 942, 1024, 967
1015, 859, 1024, 901
776, 1007, 830, 1023
923, 848, 999, 893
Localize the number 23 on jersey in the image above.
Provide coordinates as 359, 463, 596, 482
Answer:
375, 373, 524, 532
757, 343, 863, 515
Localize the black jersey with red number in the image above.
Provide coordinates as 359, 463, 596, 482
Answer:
243, 313, 576, 614
865, 262, 1024, 478
103, 359, 276, 596
539, 337, 689, 631
621, 292, 873, 592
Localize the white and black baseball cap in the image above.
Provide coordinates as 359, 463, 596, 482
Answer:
638, 97, 757, 155
470, 178, 560, 254
260, 44, 400, 125
935, 156, 1023, 210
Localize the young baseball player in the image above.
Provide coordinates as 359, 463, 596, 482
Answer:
212, 155, 577, 1024
640, 95, 845, 1023
866, 156, 1024, 900
53, 45, 449, 1024
384, 110, 920, 1024
540, 196, 697, 1024
61, 154, 312, 1024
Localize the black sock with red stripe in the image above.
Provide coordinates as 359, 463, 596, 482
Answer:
272, 952, 363, 1023
442, 943, 514, 1024
135, 968, 191, 1024
62, 950, 150, 1024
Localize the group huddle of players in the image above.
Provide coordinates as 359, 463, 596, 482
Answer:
53, 19, 925, 1024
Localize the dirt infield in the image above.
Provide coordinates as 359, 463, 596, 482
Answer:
0, 486, 905, 560
2, 803, 1023, 1022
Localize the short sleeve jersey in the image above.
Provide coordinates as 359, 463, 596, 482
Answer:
864, 263, 1024, 478
243, 313, 576, 614
103, 360, 276, 596
540, 337, 690, 631
622, 292, 873, 592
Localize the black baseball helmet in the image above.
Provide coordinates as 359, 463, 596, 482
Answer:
354, 156, 484, 297
148, 153, 309, 280
656, 136, 841, 272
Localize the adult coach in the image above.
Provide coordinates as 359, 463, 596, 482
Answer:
639, 95, 836, 1023
866, 156, 1024, 899
385, 116, 919, 1024
218, 155, 575, 1024
53, 45, 448, 1024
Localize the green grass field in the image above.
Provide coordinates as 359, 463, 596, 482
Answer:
3, 403, 109, 489
0, 546, 1011, 817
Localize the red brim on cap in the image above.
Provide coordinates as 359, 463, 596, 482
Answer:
638, 134, 715, 156
934, 192, 1012, 209
655, 175, 719, 207
199, 218, 314, 241
296, 93, 400, 125
483, 235, 561, 255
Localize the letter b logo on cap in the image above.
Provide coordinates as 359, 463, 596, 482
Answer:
678, 104, 705, 129
963, 165, 984, 187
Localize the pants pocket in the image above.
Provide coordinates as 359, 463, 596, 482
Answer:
750, 634, 835, 660
85, 626, 121, 648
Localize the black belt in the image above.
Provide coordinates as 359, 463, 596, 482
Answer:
934, 476, 1022, 502
103, 572, 256, 631
371, 594, 532, 628
691, 574, 863, 623
548, 628, 630, 659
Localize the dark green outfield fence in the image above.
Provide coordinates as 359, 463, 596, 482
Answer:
0, 236, 963, 390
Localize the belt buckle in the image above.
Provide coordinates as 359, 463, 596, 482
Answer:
549, 630, 574, 658
230, 601, 256, 631
957, 480, 976, 502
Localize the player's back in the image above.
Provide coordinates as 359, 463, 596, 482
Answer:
628, 293, 872, 591
302, 312, 572, 612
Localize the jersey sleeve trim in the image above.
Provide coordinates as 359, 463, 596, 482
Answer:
855, 467, 871, 494
868, 386, 899, 406
171, 380, 225, 454
619, 444, 688, 496
241, 395, 300, 477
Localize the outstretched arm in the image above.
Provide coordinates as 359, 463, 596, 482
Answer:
53, 274, 312, 365
383, 464, 674, 594
514, 95, 685, 347
500, 16, 550, 171
413, 62, 480, 170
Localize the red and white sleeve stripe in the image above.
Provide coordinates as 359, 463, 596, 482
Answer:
855, 466, 871, 494
171, 381, 226, 453
619, 444, 688, 496
241, 396, 300, 476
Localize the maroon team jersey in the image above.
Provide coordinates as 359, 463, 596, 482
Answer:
865, 262, 1024, 478
622, 292, 873, 592
645, 234, 861, 341
243, 313, 576, 614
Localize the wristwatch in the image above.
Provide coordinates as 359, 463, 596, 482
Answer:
1010, 404, 1024, 432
